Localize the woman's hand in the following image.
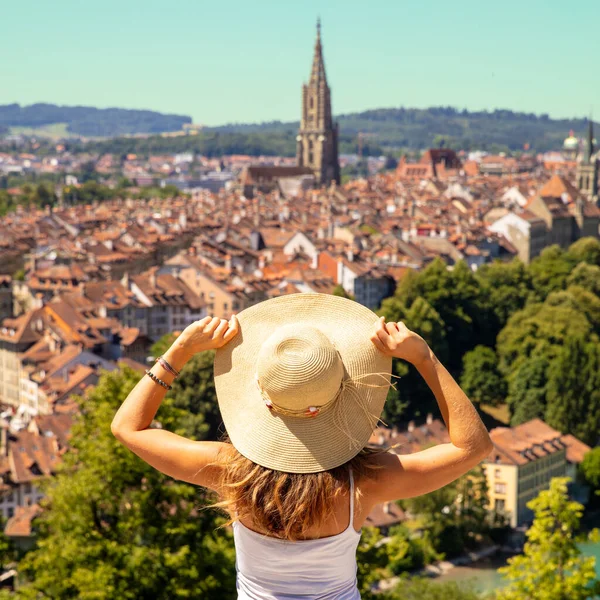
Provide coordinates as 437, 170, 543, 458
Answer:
167, 315, 240, 365
370, 317, 432, 367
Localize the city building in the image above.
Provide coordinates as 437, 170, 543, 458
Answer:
296, 20, 340, 186
576, 120, 599, 203
483, 419, 590, 527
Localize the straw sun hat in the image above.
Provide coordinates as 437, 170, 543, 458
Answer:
214, 293, 393, 473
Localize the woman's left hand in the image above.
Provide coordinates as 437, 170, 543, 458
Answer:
169, 315, 239, 362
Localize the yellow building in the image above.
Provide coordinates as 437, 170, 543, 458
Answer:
483, 419, 590, 527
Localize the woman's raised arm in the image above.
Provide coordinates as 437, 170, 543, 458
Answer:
110, 315, 238, 490
367, 318, 493, 502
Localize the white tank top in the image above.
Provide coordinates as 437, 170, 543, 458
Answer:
233, 468, 361, 599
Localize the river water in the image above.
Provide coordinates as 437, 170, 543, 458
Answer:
434, 540, 600, 596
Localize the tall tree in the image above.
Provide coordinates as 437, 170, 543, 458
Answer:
579, 447, 600, 491
151, 336, 222, 441
545, 335, 600, 445
379, 296, 449, 424
528, 245, 574, 298
460, 346, 507, 407
506, 355, 550, 425
392, 259, 494, 373
567, 236, 600, 267
475, 259, 534, 330
496, 477, 600, 600
14, 367, 236, 600
168, 350, 223, 441
496, 302, 591, 374
567, 263, 600, 296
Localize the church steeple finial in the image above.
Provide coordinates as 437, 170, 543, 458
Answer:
310, 18, 326, 85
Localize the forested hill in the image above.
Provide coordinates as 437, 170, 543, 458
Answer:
2, 103, 595, 154
211, 107, 595, 153
0, 103, 191, 137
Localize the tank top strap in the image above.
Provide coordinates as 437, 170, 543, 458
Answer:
348, 466, 355, 523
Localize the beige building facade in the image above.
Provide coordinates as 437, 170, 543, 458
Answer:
482, 419, 588, 527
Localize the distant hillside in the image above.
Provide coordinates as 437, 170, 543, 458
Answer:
5, 103, 594, 155
0, 103, 191, 137
210, 107, 595, 153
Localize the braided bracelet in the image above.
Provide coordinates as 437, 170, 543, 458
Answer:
156, 355, 180, 378
145, 369, 172, 390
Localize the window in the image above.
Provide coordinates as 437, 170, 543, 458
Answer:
494, 469, 501, 478
494, 498, 505, 513
7, 507, 13, 518
494, 482, 506, 494
224, 303, 228, 312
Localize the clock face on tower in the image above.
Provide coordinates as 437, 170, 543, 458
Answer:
296, 135, 302, 142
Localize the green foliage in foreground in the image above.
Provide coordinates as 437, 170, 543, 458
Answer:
495, 477, 600, 600
12, 367, 236, 599
381, 577, 480, 600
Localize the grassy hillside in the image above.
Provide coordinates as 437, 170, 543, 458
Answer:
9, 123, 73, 139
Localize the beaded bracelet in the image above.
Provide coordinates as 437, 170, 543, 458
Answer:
156, 355, 180, 378
145, 369, 172, 391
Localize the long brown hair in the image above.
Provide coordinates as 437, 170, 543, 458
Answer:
213, 443, 381, 541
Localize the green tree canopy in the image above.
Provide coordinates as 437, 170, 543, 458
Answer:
496, 477, 600, 600
567, 262, 600, 295
475, 259, 534, 329
545, 335, 600, 445
579, 447, 600, 491
528, 245, 574, 298
381, 577, 480, 600
506, 354, 550, 425
14, 367, 236, 599
460, 346, 507, 407
394, 259, 495, 371
378, 295, 449, 423
566, 237, 600, 266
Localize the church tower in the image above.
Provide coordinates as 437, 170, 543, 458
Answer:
576, 118, 599, 203
296, 20, 340, 185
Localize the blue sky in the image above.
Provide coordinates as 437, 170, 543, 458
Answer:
1, 0, 598, 126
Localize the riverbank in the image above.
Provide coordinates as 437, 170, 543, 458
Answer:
434, 540, 600, 595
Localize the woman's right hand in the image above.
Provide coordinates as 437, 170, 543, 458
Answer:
370, 317, 432, 367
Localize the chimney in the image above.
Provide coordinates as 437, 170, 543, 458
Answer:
408, 421, 415, 433
426, 413, 433, 426
121, 272, 130, 289
224, 254, 232, 271
346, 248, 354, 262
149, 270, 157, 289
78, 281, 85, 296
258, 255, 265, 270
384, 502, 392, 515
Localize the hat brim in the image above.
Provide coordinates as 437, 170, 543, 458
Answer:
214, 293, 392, 473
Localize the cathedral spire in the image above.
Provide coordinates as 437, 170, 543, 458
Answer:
310, 18, 327, 86
584, 117, 594, 164
296, 20, 340, 185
